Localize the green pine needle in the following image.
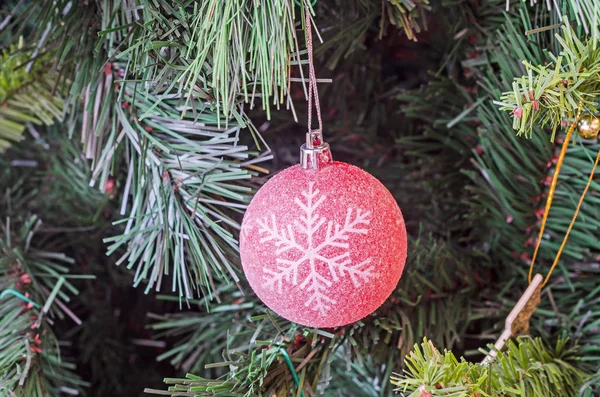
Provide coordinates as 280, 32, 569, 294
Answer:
0, 38, 65, 153
0, 216, 88, 396
495, 16, 600, 139
391, 336, 589, 397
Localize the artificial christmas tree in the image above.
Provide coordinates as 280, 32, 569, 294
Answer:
1, 1, 599, 396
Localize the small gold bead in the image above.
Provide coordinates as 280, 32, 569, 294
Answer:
577, 114, 600, 140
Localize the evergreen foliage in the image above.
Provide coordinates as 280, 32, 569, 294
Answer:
0, 0, 599, 396
0, 170, 88, 396
391, 337, 588, 397
143, 233, 499, 396
495, 20, 600, 139
0, 39, 64, 152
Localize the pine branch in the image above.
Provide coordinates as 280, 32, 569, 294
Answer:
145, 233, 499, 396
397, 0, 600, 385
0, 38, 65, 153
399, 2, 600, 271
382, 0, 431, 42
466, 10, 600, 267
322, 350, 385, 396
494, 17, 600, 139
2, 132, 167, 395
0, 217, 88, 396
314, 0, 431, 70
3, 0, 599, 394
173, 0, 301, 118
147, 286, 257, 374
97, 84, 269, 300
9, 0, 304, 120
0, 144, 108, 395
0, 290, 83, 397
4, 0, 273, 300
146, 305, 336, 396
1, 0, 435, 301
391, 336, 589, 396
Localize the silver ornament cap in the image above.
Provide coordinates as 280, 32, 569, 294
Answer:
300, 130, 333, 170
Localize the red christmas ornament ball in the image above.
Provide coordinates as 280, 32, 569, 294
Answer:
240, 161, 407, 328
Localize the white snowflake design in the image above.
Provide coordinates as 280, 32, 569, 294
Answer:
256, 182, 374, 316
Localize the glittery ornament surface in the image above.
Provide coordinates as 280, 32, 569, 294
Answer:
240, 161, 407, 327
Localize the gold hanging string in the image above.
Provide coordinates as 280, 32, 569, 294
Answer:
528, 102, 583, 284
487, 149, 599, 361
499, 103, 598, 353
541, 149, 600, 287
304, 5, 323, 148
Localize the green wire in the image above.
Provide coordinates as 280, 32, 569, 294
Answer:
0, 289, 40, 308
278, 347, 305, 397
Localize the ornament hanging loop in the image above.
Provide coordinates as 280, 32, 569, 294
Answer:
299, 5, 332, 170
